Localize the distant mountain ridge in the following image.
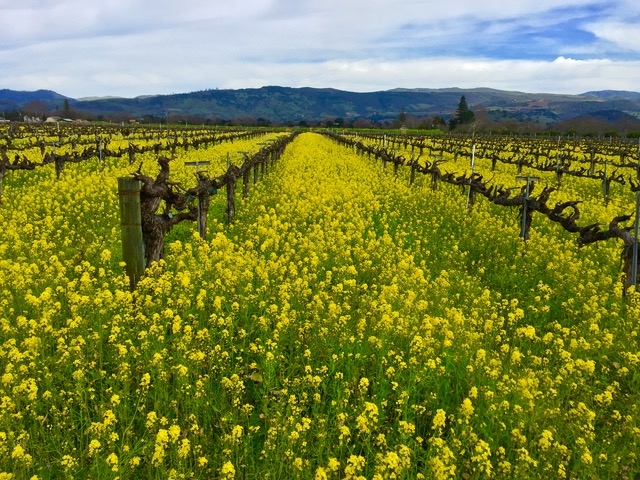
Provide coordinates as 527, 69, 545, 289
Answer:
0, 88, 66, 103
0, 89, 67, 113
2, 86, 640, 129
581, 90, 640, 101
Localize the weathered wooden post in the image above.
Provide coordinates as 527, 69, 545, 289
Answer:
491, 153, 498, 171
466, 144, 476, 210
603, 159, 609, 204
0, 165, 5, 202
516, 175, 539, 240
636, 138, 640, 180
0, 150, 7, 202
240, 153, 250, 198
46, 143, 64, 179
54, 154, 64, 179
128, 142, 136, 165
632, 192, 640, 288
225, 165, 240, 224
555, 136, 562, 185
99, 138, 104, 171
409, 158, 416, 185
188, 172, 217, 241
185, 160, 210, 239
118, 177, 145, 291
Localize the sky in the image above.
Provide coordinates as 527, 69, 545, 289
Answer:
1, 0, 639, 99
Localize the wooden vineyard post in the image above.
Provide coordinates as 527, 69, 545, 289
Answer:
99, 138, 104, 171
409, 158, 416, 185
128, 142, 136, 165
225, 165, 240, 224
636, 138, 640, 180
270, 149, 276, 169
189, 172, 217, 242
257, 142, 272, 159
47, 142, 63, 179
185, 161, 211, 239
392, 147, 400, 177
238, 151, 250, 196
516, 175, 539, 240
555, 136, 562, 185
54, 155, 64, 179
491, 153, 498, 171
242, 167, 250, 198
241, 153, 250, 199
197, 193, 207, 239
633, 192, 640, 288
466, 144, 476, 210
427, 154, 442, 191
603, 159, 609, 204
118, 177, 145, 291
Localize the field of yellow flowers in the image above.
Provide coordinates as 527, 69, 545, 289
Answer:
1, 128, 639, 479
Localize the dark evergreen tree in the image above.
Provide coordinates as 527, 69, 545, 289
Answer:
457, 96, 475, 123
449, 95, 475, 130
394, 108, 407, 128
62, 99, 72, 118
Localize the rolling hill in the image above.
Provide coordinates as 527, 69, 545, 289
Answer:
2, 86, 640, 130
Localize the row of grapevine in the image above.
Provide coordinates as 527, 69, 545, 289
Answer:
0, 129, 639, 478
0, 124, 280, 196
329, 132, 640, 293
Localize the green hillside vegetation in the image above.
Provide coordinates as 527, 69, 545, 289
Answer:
3, 87, 640, 135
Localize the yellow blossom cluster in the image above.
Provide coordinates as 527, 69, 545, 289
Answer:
0, 125, 639, 478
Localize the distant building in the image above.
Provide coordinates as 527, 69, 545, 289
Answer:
45, 116, 73, 123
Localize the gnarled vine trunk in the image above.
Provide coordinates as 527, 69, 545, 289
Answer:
133, 156, 197, 266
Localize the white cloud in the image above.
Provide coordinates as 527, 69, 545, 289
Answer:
0, 0, 639, 97
585, 21, 640, 53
